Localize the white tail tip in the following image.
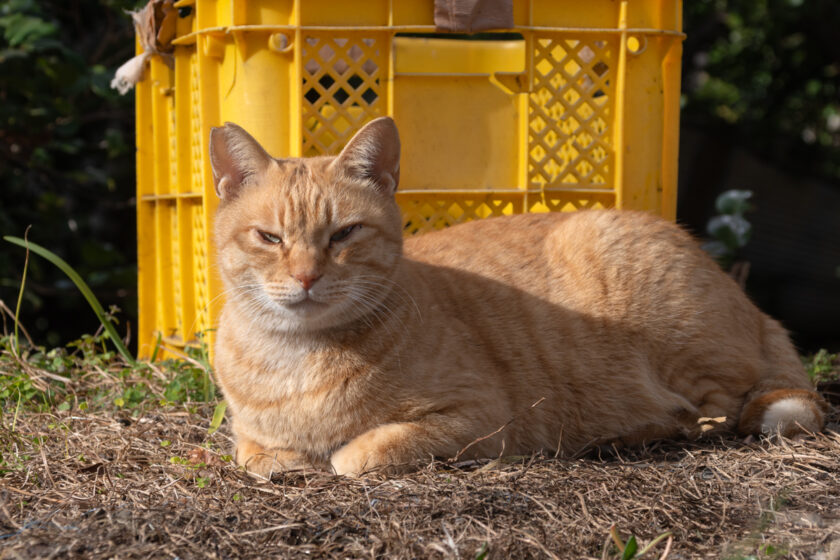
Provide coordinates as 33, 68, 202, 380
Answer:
760, 397, 822, 436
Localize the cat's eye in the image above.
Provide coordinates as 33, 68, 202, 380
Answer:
330, 224, 361, 246
257, 230, 282, 244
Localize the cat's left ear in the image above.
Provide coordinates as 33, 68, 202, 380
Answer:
332, 117, 400, 195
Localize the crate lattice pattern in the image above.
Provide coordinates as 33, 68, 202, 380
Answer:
529, 37, 614, 189
301, 35, 387, 157
526, 191, 615, 212
397, 191, 615, 235
399, 195, 522, 235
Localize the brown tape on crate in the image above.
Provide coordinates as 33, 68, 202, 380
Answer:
434, 0, 514, 33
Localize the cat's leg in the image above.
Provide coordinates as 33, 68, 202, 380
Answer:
330, 420, 463, 476
235, 437, 309, 478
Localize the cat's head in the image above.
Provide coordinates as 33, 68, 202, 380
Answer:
210, 117, 403, 333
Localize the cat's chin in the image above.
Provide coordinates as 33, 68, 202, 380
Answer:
269, 299, 376, 335
269, 299, 351, 333
284, 298, 327, 313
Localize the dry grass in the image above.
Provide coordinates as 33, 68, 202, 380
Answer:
1, 402, 839, 559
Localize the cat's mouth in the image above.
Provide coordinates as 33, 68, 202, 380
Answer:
284, 296, 327, 313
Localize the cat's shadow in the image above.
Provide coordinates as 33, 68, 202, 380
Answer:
352, 254, 726, 459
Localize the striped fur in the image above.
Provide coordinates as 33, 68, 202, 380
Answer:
210, 118, 827, 477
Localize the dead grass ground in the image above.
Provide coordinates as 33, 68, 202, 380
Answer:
1, 401, 839, 559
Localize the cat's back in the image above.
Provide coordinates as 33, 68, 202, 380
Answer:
402, 209, 746, 329
404, 209, 704, 284
404, 211, 571, 270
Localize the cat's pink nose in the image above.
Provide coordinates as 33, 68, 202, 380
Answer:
294, 272, 322, 291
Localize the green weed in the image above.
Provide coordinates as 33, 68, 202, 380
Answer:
803, 349, 839, 383
606, 526, 672, 559
0, 329, 219, 414
4, 235, 135, 364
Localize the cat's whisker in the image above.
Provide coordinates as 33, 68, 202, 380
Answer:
183, 283, 267, 341
351, 274, 422, 321
340, 296, 378, 333
343, 290, 401, 348
351, 288, 403, 330
344, 285, 406, 339
351, 279, 415, 313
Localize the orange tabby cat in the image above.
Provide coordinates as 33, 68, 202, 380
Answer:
209, 117, 827, 477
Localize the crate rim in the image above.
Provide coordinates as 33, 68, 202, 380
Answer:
171, 25, 685, 47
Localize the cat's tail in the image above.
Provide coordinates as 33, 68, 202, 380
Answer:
737, 317, 829, 437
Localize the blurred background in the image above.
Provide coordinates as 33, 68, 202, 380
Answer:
1, 0, 838, 353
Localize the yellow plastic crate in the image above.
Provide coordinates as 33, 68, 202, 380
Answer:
135, 0, 684, 357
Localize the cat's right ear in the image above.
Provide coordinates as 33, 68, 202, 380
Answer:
332, 116, 401, 195
209, 123, 273, 200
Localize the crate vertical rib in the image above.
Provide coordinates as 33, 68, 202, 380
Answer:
290, 0, 303, 156
612, 0, 629, 211
135, 36, 156, 358
167, 62, 183, 346
197, 23, 225, 356
148, 60, 176, 347
173, 45, 198, 346
659, 2, 683, 221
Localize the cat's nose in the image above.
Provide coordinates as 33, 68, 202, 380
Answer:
293, 272, 322, 291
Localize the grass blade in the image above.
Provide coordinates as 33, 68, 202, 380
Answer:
12, 227, 31, 356
621, 535, 638, 559
4, 235, 136, 365
636, 531, 673, 557
208, 400, 227, 435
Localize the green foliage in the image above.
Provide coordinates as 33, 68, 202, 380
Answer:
702, 189, 753, 268
208, 400, 228, 435
803, 349, 839, 383
0, 245, 219, 425
5, 235, 135, 364
0, 0, 141, 348
682, 1, 840, 181
0, 330, 219, 414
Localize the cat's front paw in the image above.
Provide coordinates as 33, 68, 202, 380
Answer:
330, 444, 377, 477
330, 422, 427, 476
236, 438, 308, 479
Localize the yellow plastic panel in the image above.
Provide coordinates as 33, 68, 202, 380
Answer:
529, 0, 621, 29
242, 0, 294, 26
216, 31, 295, 157
394, 37, 525, 75
624, 0, 682, 31
396, 75, 520, 190
392, 0, 435, 26
299, 0, 391, 26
